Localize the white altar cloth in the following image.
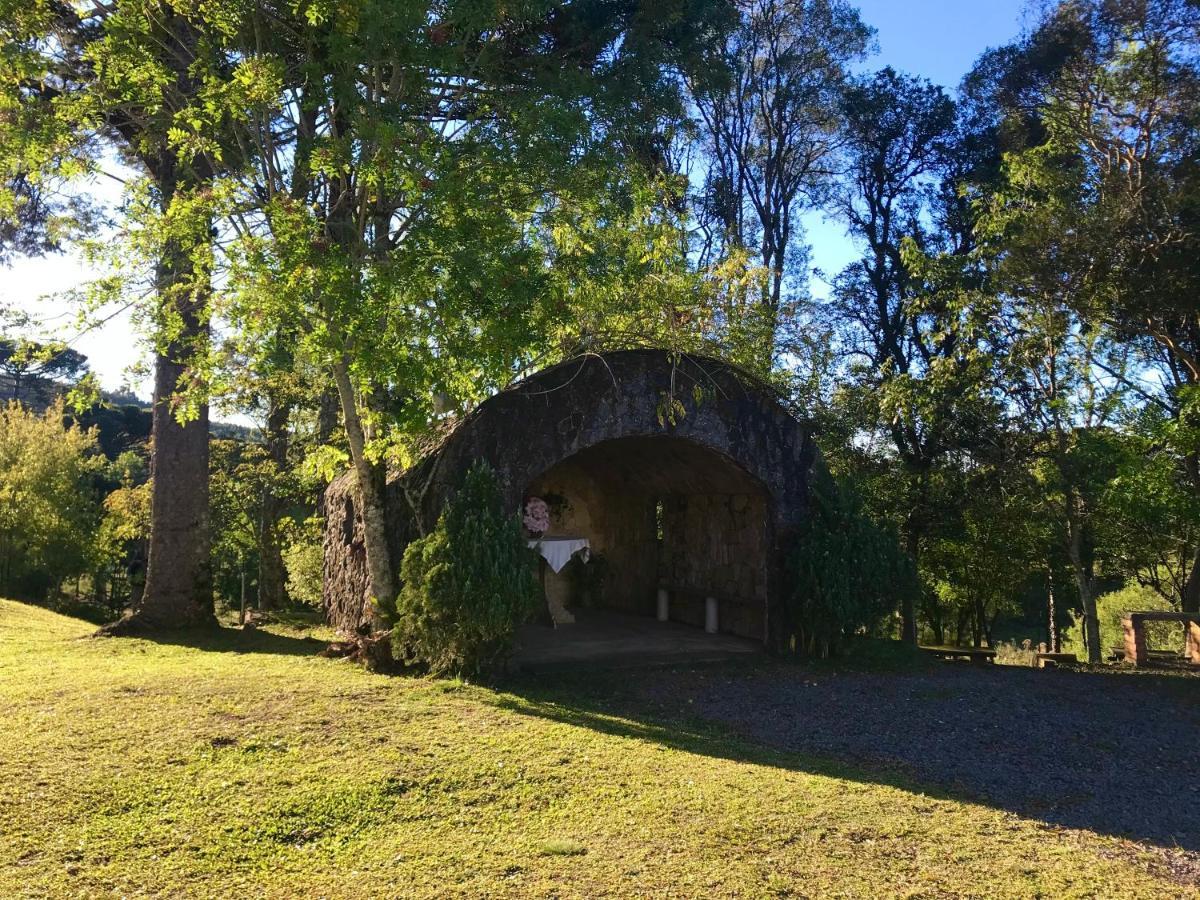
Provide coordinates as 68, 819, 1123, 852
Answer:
528, 536, 591, 573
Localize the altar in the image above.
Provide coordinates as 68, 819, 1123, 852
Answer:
528, 536, 590, 625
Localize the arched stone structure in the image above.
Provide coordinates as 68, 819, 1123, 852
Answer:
322, 350, 822, 648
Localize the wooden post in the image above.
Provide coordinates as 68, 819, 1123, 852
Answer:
1122, 614, 1145, 666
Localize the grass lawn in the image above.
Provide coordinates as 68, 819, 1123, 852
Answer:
0, 598, 1192, 898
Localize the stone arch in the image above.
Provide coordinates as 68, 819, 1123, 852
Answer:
322, 350, 822, 646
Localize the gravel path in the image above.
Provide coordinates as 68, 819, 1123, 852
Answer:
636, 663, 1200, 858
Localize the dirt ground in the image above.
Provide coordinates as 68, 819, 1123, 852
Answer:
632, 659, 1200, 881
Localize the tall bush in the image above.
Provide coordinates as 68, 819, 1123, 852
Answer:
786, 478, 919, 657
393, 463, 539, 676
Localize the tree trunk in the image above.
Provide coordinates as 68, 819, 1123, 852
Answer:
120, 270, 213, 628
1047, 569, 1061, 653
1078, 577, 1101, 663
900, 527, 920, 644
1182, 544, 1200, 614
1051, 571, 1060, 657
1066, 530, 1101, 663
101, 158, 214, 634
971, 595, 988, 649
331, 357, 393, 630
257, 400, 290, 610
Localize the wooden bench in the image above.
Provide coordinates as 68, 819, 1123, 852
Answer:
920, 646, 996, 665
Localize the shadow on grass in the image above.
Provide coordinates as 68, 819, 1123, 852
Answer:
490, 659, 1200, 859
107, 624, 331, 658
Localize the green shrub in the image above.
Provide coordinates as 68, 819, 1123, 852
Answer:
785, 478, 919, 658
1063, 582, 1184, 659
393, 462, 540, 675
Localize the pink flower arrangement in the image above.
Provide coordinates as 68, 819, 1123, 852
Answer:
523, 497, 550, 535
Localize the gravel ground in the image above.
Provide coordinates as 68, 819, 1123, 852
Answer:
636, 662, 1200, 861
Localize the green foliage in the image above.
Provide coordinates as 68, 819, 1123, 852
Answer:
209, 438, 306, 607
1063, 582, 1185, 659
570, 552, 608, 609
209, 439, 268, 604
92, 458, 150, 609
282, 517, 324, 608
393, 463, 539, 676
0, 337, 89, 403
0, 400, 100, 599
785, 478, 919, 657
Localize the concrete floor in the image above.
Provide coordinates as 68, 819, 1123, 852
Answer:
512, 608, 763, 671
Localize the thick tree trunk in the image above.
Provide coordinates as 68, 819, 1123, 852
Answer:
96, 10, 214, 636
105, 262, 214, 631
123, 239, 213, 629
257, 400, 290, 610
331, 358, 393, 630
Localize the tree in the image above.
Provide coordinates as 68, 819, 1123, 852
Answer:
1099, 407, 1200, 607
784, 476, 918, 657
0, 0, 240, 631
987, 0, 1200, 612
211, 0, 729, 651
0, 337, 88, 402
92, 451, 151, 612
827, 68, 1003, 643
393, 463, 540, 675
689, 0, 871, 361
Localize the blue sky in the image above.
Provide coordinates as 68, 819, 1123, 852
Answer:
2, 0, 1033, 398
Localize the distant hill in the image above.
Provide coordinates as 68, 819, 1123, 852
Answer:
2, 372, 256, 458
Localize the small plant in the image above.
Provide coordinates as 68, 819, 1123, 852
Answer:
570, 552, 608, 607
994, 640, 1039, 667
394, 462, 540, 676
282, 517, 324, 607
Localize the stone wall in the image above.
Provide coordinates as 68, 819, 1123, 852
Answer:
658, 492, 769, 640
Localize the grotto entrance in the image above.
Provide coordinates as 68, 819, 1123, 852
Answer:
521, 435, 773, 645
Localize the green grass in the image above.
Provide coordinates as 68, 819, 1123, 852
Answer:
0, 599, 1189, 898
